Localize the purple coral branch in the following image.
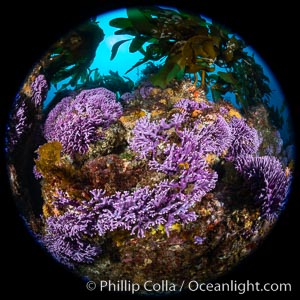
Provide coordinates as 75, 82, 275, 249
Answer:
129, 116, 167, 159
44, 211, 101, 266
31, 74, 48, 108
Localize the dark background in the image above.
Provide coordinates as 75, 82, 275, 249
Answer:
1, 0, 299, 298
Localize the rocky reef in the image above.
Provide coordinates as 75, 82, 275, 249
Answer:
6, 77, 292, 293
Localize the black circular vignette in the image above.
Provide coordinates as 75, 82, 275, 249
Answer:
2, 0, 299, 298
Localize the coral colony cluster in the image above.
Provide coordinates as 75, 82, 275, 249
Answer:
235, 156, 290, 221
6, 71, 293, 290
6, 75, 48, 150
39, 84, 290, 266
44, 88, 122, 156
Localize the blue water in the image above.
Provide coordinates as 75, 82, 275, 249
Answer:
44, 7, 290, 141
92, 9, 143, 81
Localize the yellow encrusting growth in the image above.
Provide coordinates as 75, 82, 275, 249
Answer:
228, 108, 242, 119
244, 219, 253, 230
111, 230, 130, 247
205, 153, 217, 165
159, 99, 167, 105
150, 224, 166, 235
35, 141, 62, 176
170, 223, 181, 232
151, 109, 165, 118
199, 207, 211, 216
191, 109, 201, 118
178, 162, 189, 170
42, 203, 52, 218
157, 224, 165, 233
285, 166, 292, 177
119, 110, 147, 131
286, 160, 294, 176
151, 223, 182, 235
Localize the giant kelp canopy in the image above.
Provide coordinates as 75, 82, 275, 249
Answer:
110, 6, 272, 114
41, 18, 104, 88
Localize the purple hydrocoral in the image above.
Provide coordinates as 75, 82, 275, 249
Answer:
43, 190, 102, 266
7, 96, 29, 148
44, 96, 72, 140
197, 116, 233, 156
44, 211, 101, 266
31, 74, 48, 108
33, 165, 42, 180
148, 127, 219, 176
44, 87, 122, 156
129, 116, 167, 159
130, 112, 190, 160
120, 81, 153, 102
219, 106, 229, 115
111, 170, 216, 237
137, 82, 153, 99
174, 98, 211, 111
6, 75, 48, 152
194, 236, 206, 245
235, 155, 291, 220
45, 170, 214, 257
45, 165, 214, 263
129, 115, 231, 218
120, 92, 134, 102
41, 93, 292, 265
130, 115, 232, 164
118, 181, 200, 237
226, 117, 260, 160
92, 184, 181, 238
125, 114, 227, 237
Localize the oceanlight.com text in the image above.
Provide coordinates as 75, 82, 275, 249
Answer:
86, 279, 292, 294
187, 280, 292, 294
